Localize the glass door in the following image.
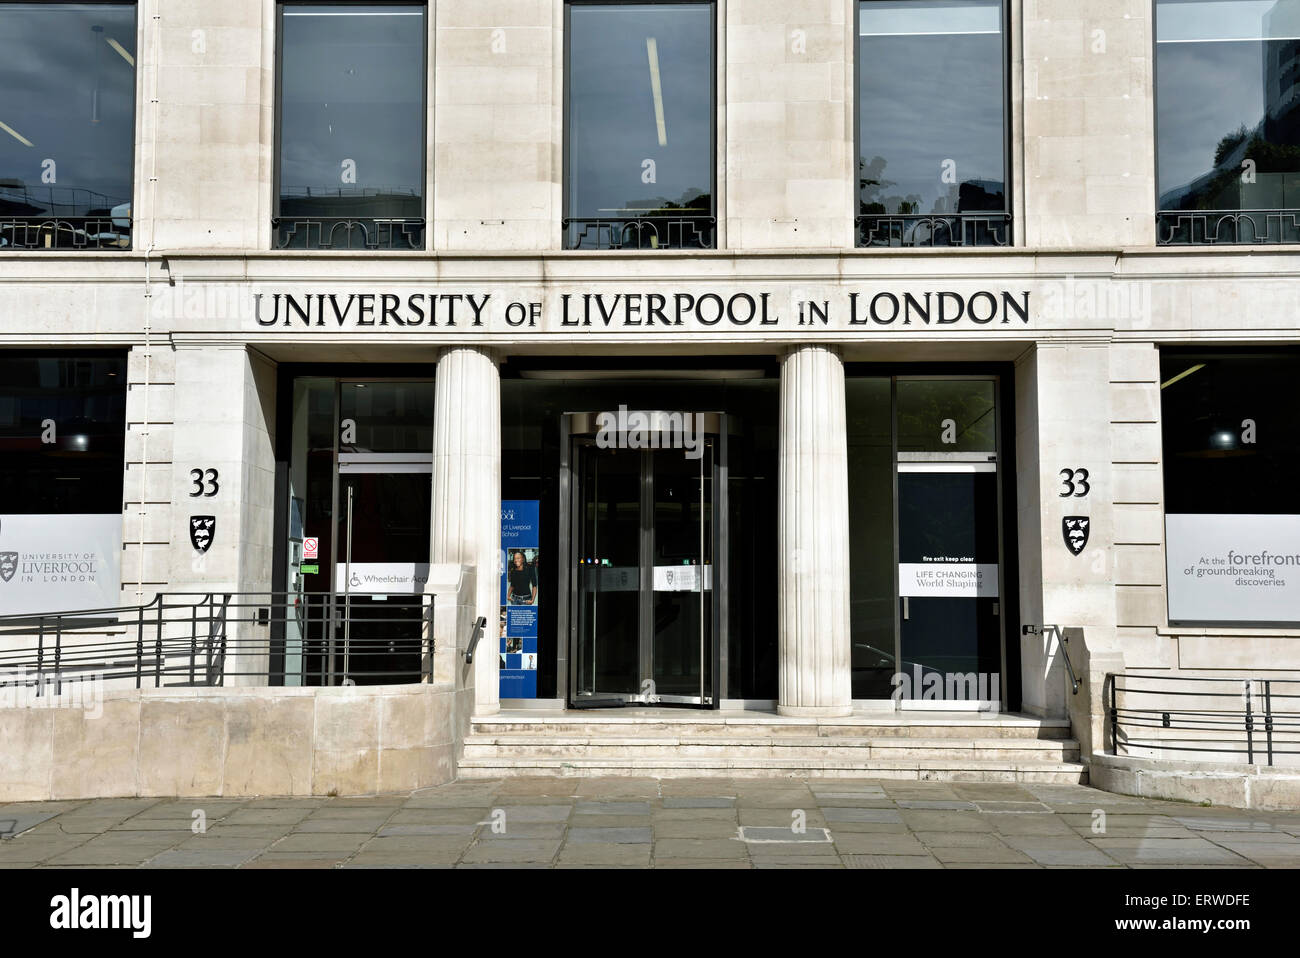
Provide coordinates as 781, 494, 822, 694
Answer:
567, 412, 721, 708
896, 463, 1003, 708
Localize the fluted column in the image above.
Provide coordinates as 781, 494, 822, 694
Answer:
778, 345, 853, 717
431, 346, 501, 715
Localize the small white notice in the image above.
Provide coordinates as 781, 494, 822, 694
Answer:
899, 563, 998, 598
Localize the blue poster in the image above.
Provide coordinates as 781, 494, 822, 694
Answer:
499, 500, 540, 698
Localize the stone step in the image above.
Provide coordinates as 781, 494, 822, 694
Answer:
462, 735, 1080, 762
457, 755, 1089, 783
470, 718, 1073, 740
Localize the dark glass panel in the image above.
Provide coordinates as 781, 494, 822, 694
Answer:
0, 3, 137, 247
277, 3, 425, 245
846, 377, 895, 699
857, 1, 1005, 218
0, 353, 127, 514
338, 380, 435, 454
1156, 0, 1300, 213
566, 2, 714, 248
1160, 351, 1300, 514
897, 379, 996, 453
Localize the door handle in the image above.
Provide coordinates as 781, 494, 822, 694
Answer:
902, 596, 909, 620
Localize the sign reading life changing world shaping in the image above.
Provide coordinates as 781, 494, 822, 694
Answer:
500, 500, 540, 698
1166, 514, 1300, 625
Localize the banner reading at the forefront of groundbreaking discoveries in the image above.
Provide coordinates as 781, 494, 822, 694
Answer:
1166, 514, 1300, 625
0, 514, 123, 615
500, 500, 540, 698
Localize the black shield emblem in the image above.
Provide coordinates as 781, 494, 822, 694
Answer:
0, 551, 16, 583
1063, 516, 1089, 556
190, 516, 216, 554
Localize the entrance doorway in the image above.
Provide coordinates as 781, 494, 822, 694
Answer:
281, 376, 435, 686
560, 411, 726, 708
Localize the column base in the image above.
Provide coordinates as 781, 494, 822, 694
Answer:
777, 704, 853, 718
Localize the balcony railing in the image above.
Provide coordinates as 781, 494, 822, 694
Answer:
0, 216, 132, 250
856, 212, 1010, 248
273, 216, 426, 250
1157, 209, 1300, 245
564, 213, 715, 251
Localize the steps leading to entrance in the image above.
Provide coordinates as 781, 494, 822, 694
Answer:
459, 711, 1087, 783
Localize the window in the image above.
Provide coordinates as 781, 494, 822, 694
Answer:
1156, 0, 1300, 244
0, 2, 137, 250
275, 2, 426, 250
856, 0, 1009, 247
1161, 351, 1300, 624
565, 1, 715, 250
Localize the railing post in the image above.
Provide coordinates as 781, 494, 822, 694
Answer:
1108, 674, 1118, 756
1264, 680, 1274, 767
53, 617, 62, 697
1244, 680, 1255, 765
155, 595, 164, 687
190, 604, 198, 686
35, 617, 45, 699
136, 607, 144, 689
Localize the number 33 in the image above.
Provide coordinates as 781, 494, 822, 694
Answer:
190, 468, 219, 498
1059, 468, 1090, 498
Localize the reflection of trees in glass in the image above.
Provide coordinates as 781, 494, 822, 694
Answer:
621, 189, 711, 214
859, 156, 1002, 216
898, 382, 996, 453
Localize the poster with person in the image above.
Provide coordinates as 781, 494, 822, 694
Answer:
499, 500, 540, 697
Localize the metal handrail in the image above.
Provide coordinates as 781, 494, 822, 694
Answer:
0, 591, 434, 689
463, 616, 487, 664
1107, 672, 1300, 767
1024, 624, 1079, 695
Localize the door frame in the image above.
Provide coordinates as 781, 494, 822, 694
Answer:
558, 411, 727, 709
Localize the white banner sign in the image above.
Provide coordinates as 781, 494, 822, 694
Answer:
336, 562, 430, 594
1166, 514, 1300, 624
0, 514, 123, 615
899, 563, 999, 598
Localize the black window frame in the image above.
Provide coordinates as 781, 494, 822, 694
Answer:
0, 0, 139, 252
272, 0, 429, 251
1153, 0, 1300, 246
562, 0, 718, 251
853, 0, 1013, 249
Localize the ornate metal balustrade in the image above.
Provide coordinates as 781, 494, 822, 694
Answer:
856, 213, 1011, 248
564, 214, 716, 250
273, 217, 426, 250
0, 216, 132, 250
1156, 210, 1300, 245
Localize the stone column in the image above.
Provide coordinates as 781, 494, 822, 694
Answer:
430, 346, 501, 715
778, 345, 853, 717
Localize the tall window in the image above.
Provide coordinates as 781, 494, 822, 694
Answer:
0, 2, 137, 250
275, 2, 426, 250
1156, 0, 1300, 244
1161, 351, 1300, 625
565, 1, 715, 250
856, 0, 1008, 247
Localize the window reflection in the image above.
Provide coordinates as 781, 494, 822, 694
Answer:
566, 2, 715, 250
276, 3, 426, 249
857, 0, 1007, 247
1156, 0, 1300, 243
0, 3, 137, 249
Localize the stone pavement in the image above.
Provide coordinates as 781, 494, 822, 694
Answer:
3, 778, 1300, 869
